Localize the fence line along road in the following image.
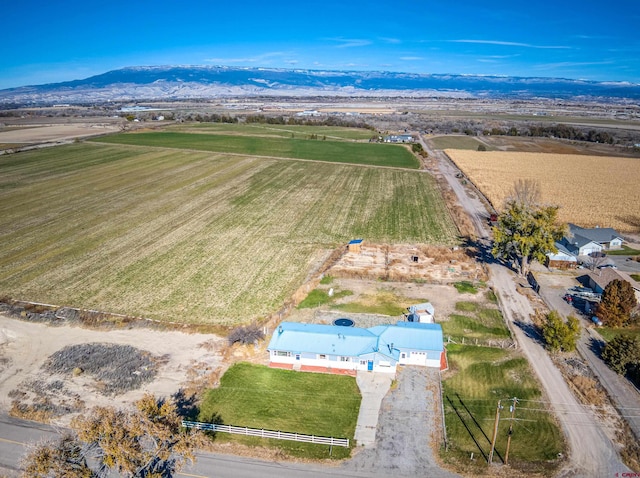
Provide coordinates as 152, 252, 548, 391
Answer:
182, 421, 350, 447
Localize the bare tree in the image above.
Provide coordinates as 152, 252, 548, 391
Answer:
506, 179, 542, 208
585, 251, 607, 271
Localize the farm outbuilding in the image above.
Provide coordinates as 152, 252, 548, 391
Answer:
407, 302, 435, 323
267, 321, 446, 375
347, 239, 363, 253
546, 242, 578, 269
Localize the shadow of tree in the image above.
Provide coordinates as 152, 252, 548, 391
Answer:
514, 319, 545, 346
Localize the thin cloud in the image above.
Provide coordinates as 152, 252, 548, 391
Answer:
451, 39, 570, 49
400, 56, 424, 61
327, 37, 372, 48
380, 37, 401, 44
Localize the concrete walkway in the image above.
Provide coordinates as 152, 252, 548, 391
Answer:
353, 371, 393, 447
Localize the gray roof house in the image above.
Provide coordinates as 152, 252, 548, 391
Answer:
568, 224, 623, 251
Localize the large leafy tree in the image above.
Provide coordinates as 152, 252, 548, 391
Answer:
492, 181, 565, 276
542, 311, 581, 352
596, 279, 638, 328
21, 394, 205, 478
602, 334, 640, 376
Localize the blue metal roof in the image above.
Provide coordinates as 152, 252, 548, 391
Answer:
268, 321, 443, 358
348, 239, 363, 245
268, 322, 377, 357
378, 322, 444, 352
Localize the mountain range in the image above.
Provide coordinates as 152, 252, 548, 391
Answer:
2, 66, 640, 105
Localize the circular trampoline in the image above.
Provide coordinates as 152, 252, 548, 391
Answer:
333, 318, 355, 327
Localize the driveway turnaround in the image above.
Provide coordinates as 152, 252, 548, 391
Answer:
345, 367, 460, 478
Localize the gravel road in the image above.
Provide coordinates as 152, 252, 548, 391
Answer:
423, 134, 631, 476
344, 367, 460, 478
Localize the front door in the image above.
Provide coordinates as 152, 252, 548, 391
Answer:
295, 354, 300, 361
367, 360, 374, 371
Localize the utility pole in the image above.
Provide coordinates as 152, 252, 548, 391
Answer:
504, 397, 518, 465
488, 399, 502, 464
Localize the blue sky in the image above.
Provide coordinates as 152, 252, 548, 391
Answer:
1, 0, 639, 89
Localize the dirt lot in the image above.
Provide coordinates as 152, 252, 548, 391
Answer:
0, 122, 120, 145
330, 243, 486, 284
0, 315, 225, 425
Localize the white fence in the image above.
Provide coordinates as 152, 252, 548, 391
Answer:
181, 421, 350, 447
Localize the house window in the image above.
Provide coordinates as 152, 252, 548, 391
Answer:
340, 356, 350, 362
275, 351, 291, 357
318, 354, 327, 360
359, 360, 367, 365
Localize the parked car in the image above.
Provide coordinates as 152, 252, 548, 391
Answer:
597, 264, 617, 269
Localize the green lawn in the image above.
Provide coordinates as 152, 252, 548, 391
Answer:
198, 363, 360, 458
442, 345, 565, 471
93, 131, 419, 168
430, 136, 490, 151
297, 288, 353, 309
597, 326, 640, 342
606, 245, 640, 256
454, 281, 479, 294
441, 302, 511, 343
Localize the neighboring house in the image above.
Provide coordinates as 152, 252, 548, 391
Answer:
267, 321, 446, 376
545, 241, 578, 269
560, 235, 603, 257
407, 302, 435, 323
610, 270, 640, 304
383, 134, 414, 143
587, 268, 627, 294
567, 224, 624, 251
587, 269, 640, 305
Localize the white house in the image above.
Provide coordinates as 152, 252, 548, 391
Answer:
267, 321, 446, 376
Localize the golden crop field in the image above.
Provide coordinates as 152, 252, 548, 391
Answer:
0, 143, 457, 325
446, 150, 640, 232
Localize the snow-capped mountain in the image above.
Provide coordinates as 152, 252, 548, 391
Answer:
2, 65, 639, 105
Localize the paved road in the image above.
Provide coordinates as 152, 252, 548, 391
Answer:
0, 414, 379, 478
423, 135, 631, 476
536, 277, 640, 442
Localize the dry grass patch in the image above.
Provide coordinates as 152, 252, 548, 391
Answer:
446, 150, 640, 232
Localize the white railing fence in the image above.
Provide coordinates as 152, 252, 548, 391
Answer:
181, 420, 350, 447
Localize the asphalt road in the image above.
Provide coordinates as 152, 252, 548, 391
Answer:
536, 278, 640, 442
0, 414, 380, 478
